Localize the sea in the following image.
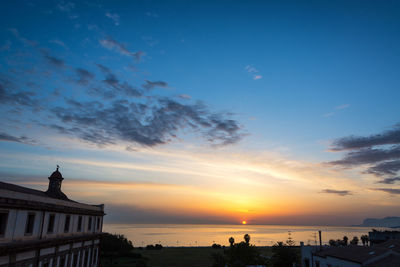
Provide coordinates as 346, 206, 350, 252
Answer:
103, 224, 389, 247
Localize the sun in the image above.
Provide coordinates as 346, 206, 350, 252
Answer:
242, 220, 247, 225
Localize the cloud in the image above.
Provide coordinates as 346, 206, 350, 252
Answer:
95, 64, 142, 97
75, 68, 95, 85
330, 146, 400, 166
329, 124, 400, 190
143, 80, 168, 90
49, 39, 69, 50
41, 50, 65, 67
321, 189, 352, 196
377, 177, 400, 184
179, 94, 191, 100
145, 12, 159, 18
99, 38, 144, 61
323, 112, 334, 118
49, 97, 243, 147
0, 79, 38, 107
0, 132, 36, 145
105, 12, 120, 26
56, 1, 75, 12
330, 126, 400, 151
372, 188, 400, 195
8, 28, 36, 46
245, 65, 262, 80
368, 160, 400, 176
335, 104, 350, 110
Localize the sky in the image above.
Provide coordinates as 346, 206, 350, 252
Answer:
1, 0, 400, 226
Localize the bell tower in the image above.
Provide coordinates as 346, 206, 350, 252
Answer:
46, 165, 68, 200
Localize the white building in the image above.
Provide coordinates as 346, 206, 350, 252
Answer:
0, 167, 104, 267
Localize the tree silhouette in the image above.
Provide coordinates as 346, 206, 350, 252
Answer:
244, 234, 250, 244
350, 236, 359, 245
343, 236, 348, 246
361, 235, 369, 246
229, 237, 235, 246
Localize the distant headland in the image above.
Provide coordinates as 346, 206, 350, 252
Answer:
356, 216, 400, 228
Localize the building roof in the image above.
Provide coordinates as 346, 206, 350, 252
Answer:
0, 181, 49, 198
314, 245, 389, 263
364, 253, 400, 267
374, 239, 400, 253
0, 178, 104, 216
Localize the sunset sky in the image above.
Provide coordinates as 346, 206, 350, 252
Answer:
1, 0, 400, 226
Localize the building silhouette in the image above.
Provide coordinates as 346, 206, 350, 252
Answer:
0, 167, 104, 267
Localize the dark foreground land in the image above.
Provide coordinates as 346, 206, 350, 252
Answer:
101, 246, 278, 267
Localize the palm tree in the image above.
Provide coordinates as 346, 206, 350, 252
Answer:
229, 237, 235, 246
244, 234, 250, 244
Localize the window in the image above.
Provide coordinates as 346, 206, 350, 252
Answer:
25, 213, 35, 235
88, 217, 92, 231
96, 217, 100, 230
47, 214, 55, 233
64, 215, 71, 233
77, 216, 82, 232
0, 211, 8, 237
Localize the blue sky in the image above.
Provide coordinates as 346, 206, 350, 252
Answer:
1, 0, 400, 225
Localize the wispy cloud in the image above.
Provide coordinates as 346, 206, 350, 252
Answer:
50, 97, 243, 147
143, 80, 168, 90
49, 39, 69, 50
99, 37, 144, 61
105, 12, 120, 26
328, 124, 400, 192
372, 188, 400, 195
330, 126, 400, 151
145, 12, 159, 18
56, 1, 75, 12
179, 94, 191, 100
323, 104, 351, 118
75, 68, 95, 85
335, 104, 350, 110
245, 65, 262, 80
321, 189, 352, 196
0, 132, 36, 145
41, 50, 65, 67
377, 177, 400, 184
8, 28, 36, 46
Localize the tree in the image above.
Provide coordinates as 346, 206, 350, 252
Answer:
350, 236, 359, 245
343, 236, 349, 246
100, 233, 136, 266
244, 234, 250, 244
329, 239, 337, 246
270, 241, 299, 267
361, 235, 369, 246
286, 232, 295, 247
229, 237, 235, 246
212, 235, 266, 267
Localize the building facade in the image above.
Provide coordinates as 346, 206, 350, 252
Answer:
0, 167, 105, 267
